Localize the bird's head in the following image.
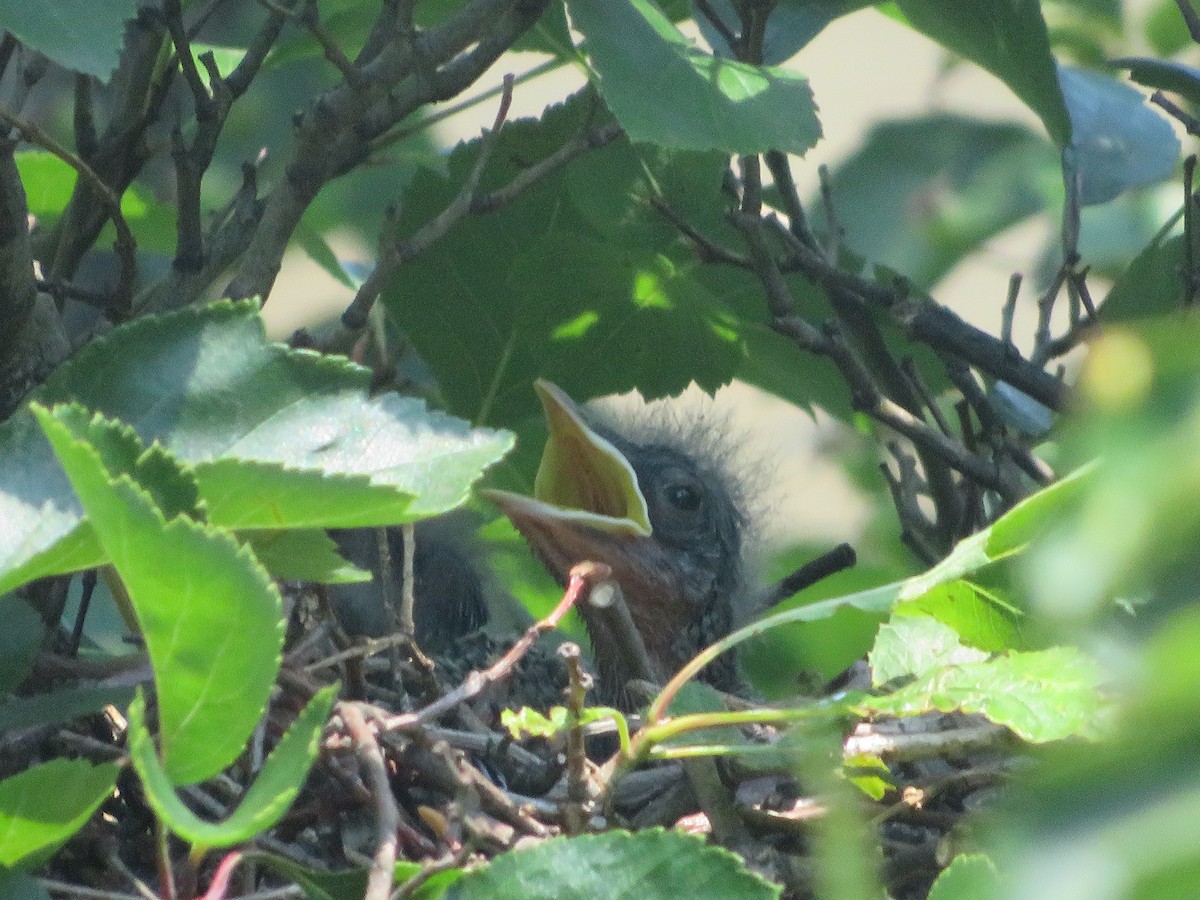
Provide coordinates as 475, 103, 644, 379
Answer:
484, 380, 749, 703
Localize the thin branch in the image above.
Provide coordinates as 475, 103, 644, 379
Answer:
759, 543, 857, 610
342, 73, 515, 330
382, 561, 610, 731
1001, 272, 1020, 347
339, 703, 401, 900
0, 106, 137, 316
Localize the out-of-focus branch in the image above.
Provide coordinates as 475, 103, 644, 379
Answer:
0, 105, 137, 317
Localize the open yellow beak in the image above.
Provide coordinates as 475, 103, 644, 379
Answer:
483, 379, 651, 537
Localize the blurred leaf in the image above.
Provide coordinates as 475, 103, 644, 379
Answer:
128, 685, 336, 848
927, 853, 999, 900
989, 606, 1200, 900
817, 115, 1059, 288
36, 404, 283, 785
0, 598, 43, 694
447, 829, 780, 899
1100, 232, 1186, 321
1059, 65, 1180, 206
893, 0, 1072, 146
0, 758, 118, 871
0, 684, 135, 733
566, 0, 821, 155
860, 643, 1104, 742
266, 856, 461, 900
1144, 0, 1195, 57
0, 0, 140, 80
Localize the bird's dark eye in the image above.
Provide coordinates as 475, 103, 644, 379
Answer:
665, 482, 703, 512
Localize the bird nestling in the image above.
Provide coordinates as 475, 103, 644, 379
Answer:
485, 380, 756, 707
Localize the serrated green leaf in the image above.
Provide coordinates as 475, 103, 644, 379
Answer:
566, 0, 820, 155
897, 580, 1021, 653
0, 0, 140, 80
128, 685, 337, 848
447, 829, 780, 899
859, 646, 1103, 742
35, 404, 284, 784
0, 300, 512, 594
382, 95, 746, 431
0, 758, 118, 871
869, 614, 988, 685
893, 0, 1071, 146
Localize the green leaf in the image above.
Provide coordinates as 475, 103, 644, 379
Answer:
382, 95, 746, 431
36, 404, 284, 785
0, 599, 44, 694
0, 758, 118, 870
501, 706, 570, 740
447, 829, 780, 899
244, 529, 371, 584
815, 114, 1059, 288
566, 0, 821, 155
128, 685, 337, 848
893, 0, 1071, 146
859, 645, 1104, 742
868, 614, 988, 685
0, 300, 512, 594
898, 580, 1022, 653
927, 853, 999, 900
0, 684, 135, 733
0, 0, 141, 80
262, 855, 462, 900
1059, 65, 1180, 206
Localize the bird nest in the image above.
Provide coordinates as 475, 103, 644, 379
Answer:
34, 567, 1015, 900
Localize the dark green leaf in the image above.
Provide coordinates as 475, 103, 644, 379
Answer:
0, 599, 43, 694
566, 0, 821, 154
0, 301, 512, 594
382, 96, 746, 431
0, 0, 140, 79
0, 684, 135, 733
